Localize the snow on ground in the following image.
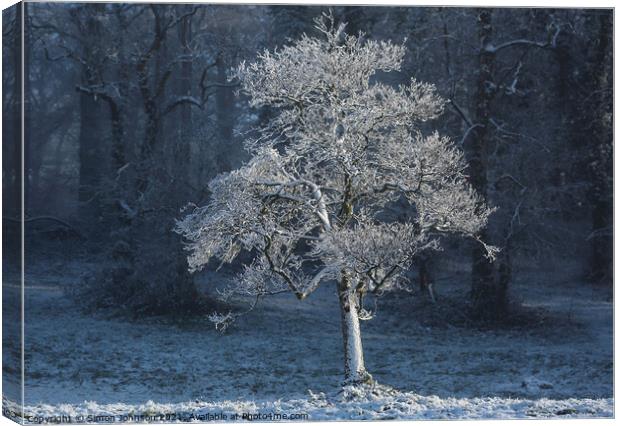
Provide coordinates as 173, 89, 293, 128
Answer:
2, 249, 614, 421
4, 385, 613, 422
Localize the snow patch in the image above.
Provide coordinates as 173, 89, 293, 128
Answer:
5, 387, 612, 423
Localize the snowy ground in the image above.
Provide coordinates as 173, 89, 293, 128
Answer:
2, 248, 613, 421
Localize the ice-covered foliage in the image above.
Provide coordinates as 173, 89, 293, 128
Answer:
175, 13, 495, 316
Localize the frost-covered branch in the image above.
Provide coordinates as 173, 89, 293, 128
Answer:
176, 14, 497, 323
485, 23, 561, 53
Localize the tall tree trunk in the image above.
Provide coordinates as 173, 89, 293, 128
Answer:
215, 53, 234, 171
586, 13, 612, 285
175, 4, 192, 179
555, 11, 612, 285
77, 6, 105, 225
77, 86, 105, 217
337, 272, 372, 385
7, 4, 22, 219
469, 9, 509, 320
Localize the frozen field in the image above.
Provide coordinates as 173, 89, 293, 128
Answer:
3, 252, 614, 421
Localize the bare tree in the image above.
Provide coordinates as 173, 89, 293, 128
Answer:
455, 9, 560, 320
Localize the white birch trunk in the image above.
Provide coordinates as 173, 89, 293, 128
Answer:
338, 273, 372, 385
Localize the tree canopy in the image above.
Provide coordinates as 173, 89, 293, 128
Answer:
175, 14, 497, 322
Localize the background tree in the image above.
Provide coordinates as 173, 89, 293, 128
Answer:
383, 7, 607, 321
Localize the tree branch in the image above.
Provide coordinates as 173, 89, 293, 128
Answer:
486, 24, 561, 53
162, 96, 203, 116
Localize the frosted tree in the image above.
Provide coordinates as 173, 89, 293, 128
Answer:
175, 14, 497, 386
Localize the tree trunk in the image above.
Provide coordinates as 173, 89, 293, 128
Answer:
7, 3, 22, 218
469, 9, 509, 321
416, 255, 435, 301
215, 53, 235, 171
77, 86, 105, 215
337, 272, 372, 385
176, 3, 192, 175
77, 6, 105, 225
586, 13, 612, 285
